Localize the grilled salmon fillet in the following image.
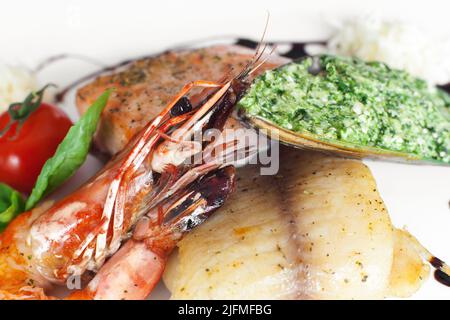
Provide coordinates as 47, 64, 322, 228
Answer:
76, 45, 289, 155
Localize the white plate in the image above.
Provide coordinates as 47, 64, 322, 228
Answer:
2, 0, 450, 300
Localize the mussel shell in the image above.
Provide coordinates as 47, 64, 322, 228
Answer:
240, 113, 449, 166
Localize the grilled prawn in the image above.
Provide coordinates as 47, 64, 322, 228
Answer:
0, 44, 270, 300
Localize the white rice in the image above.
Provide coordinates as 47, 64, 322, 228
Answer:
0, 65, 37, 113
327, 16, 450, 86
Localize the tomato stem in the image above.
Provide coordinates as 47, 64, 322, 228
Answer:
0, 84, 56, 138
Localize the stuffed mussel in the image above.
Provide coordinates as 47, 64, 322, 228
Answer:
239, 55, 450, 165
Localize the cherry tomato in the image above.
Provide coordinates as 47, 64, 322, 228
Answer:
0, 103, 73, 194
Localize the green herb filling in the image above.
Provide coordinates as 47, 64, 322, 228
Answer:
239, 55, 450, 163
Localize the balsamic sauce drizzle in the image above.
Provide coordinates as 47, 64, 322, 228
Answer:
438, 83, 450, 94
430, 257, 450, 287
235, 38, 327, 59
434, 270, 450, 287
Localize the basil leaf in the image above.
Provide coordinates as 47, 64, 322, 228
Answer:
0, 183, 25, 232
25, 90, 112, 210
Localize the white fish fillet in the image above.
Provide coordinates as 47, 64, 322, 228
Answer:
163, 148, 429, 299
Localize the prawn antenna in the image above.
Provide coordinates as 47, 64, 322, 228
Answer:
238, 12, 277, 79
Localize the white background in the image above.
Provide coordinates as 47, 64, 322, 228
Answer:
1, 0, 449, 299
